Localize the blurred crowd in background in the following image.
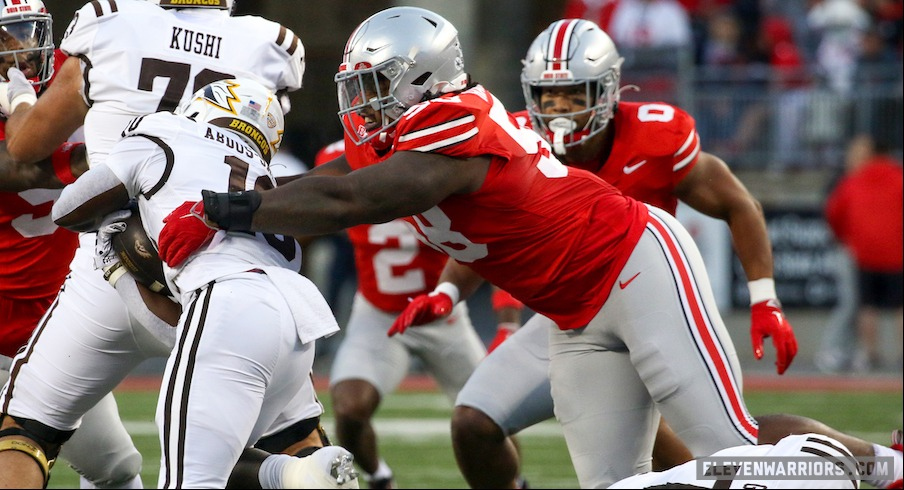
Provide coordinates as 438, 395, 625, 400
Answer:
46, 0, 902, 175
41, 0, 900, 374
564, 0, 902, 173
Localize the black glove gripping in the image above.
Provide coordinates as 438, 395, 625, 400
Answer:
202, 189, 262, 232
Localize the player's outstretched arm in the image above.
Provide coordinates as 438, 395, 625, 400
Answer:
675, 151, 797, 374
159, 151, 490, 265
4, 57, 89, 165
250, 151, 489, 236
0, 141, 87, 192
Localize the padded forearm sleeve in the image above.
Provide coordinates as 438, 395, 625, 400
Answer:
202, 189, 261, 231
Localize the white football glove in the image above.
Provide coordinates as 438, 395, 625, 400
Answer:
0, 68, 37, 117
94, 209, 132, 286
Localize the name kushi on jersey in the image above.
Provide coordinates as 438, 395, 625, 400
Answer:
170, 26, 222, 59
61, 0, 304, 168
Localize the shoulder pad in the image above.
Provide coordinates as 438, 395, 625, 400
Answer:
617, 101, 697, 157
120, 112, 185, 141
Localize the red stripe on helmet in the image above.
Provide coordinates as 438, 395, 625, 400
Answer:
549, 19, 579, 71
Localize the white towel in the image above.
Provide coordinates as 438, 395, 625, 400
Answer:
260, 266, 340, 344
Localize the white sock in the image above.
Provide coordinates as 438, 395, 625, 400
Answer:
79, 474, 144, 489
866, 443, 902, 488
258, 453, 293, 489
368, 459, 392, 482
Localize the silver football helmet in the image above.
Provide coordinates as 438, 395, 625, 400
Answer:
176, 78, 284, 163
150, 0, 234, 12
0, 0, 53, 86
521, 18, 624, 154
335, 6, 468, 146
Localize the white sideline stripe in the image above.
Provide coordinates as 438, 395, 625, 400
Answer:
124, 418, 565, 439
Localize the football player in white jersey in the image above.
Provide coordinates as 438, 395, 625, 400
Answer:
51, 77, 357, 489
0, 2, 145, 488
0, 0, 350, 488
610, 433, 864, 489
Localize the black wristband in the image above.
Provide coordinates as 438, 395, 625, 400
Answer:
202, 189, 262, 231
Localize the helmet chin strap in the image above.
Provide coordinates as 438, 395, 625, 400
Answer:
372, 130, 393, 152
547, 117, 576, 155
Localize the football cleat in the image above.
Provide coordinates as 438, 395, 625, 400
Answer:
283, 446, 360, 489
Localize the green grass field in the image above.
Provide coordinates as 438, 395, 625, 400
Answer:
46, 387, 902, 489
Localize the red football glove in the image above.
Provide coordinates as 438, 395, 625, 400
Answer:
387, 291, 454, 337
487, 322, 518, 354
750, 299, 798, 375
158, 201, 218, 267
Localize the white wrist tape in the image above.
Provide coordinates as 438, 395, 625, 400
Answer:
433, 281, 460, 305
10, 91, 36, 111
104, 262, 128, 288
748, 278, 777, 305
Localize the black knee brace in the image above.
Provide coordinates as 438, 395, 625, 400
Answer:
0, 414, 76, 487
254, 415, 330, 455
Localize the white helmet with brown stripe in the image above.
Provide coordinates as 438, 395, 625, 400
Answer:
176, 77, 285, 163
521, 18, 624, 154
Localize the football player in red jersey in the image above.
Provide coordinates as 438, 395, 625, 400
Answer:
316, 136, 528, 489
0, 2, 147, 488
157, 7, 767, 487
312, 138, 487, 489
160, 9, 904, 487
395, 18, 901, 490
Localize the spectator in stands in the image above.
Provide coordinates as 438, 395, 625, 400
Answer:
815, 135, 870, 373
824, 133, 904, 371
758, 14, 816, 171
607, 0, 693, 49
855, 24, 903, 145
863, 0, 903, 54
806, 0, 871, 94
563, 0, 620, 31
700, 8, 744, 66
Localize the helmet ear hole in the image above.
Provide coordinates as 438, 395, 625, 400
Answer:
412, 72, 432, 86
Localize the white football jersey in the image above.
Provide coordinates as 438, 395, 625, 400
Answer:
104, 111, 302, 294
610, 434, 859, 489
60, 0, 304, 167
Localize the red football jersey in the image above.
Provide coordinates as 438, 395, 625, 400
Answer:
387, 85, 648, 329
1, 50, 80, 354
0, 158, 76, 300
514, 101, 700, 215
315, 137, 449, 313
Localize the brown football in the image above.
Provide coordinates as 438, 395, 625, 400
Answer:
111, 211, 172, 297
